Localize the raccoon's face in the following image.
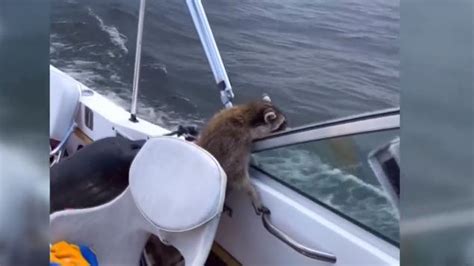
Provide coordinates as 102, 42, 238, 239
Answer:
248, 100, 287, 133
263, 105, 287, 132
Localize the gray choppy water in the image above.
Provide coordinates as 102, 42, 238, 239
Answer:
50, 0, 399, 127
50, 0, 400, 243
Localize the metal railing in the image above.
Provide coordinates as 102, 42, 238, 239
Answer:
129, 0, 235, 123
253, 108, 400, 152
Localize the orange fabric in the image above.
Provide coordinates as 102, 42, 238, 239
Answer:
50, 241, 90, 266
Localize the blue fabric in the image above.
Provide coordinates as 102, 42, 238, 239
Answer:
79, 245, 99, 266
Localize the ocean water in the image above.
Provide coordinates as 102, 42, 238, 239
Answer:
50, 0, 399, 127
50, 0, 400, 243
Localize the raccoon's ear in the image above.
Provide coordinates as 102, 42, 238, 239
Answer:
262, 93, 271, 102
264, 110, 277, 124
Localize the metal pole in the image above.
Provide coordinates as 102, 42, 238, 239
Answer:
130, 0, 147, 122
186, 0, 234, 108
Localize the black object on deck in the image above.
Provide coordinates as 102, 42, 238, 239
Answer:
50, 136, 145, 213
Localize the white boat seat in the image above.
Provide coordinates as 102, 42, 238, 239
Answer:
49, 65, 80, 142
50, 137, 227, 266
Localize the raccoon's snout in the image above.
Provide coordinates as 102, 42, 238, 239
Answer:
271, 116, 287, 132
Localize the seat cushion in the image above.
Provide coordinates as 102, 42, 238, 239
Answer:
129, 137, 226, 232
50, 66, 81, 140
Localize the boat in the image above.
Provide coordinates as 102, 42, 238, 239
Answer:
49, 0, 400, 265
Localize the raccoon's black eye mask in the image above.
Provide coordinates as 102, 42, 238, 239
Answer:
273, 119, 287, 132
